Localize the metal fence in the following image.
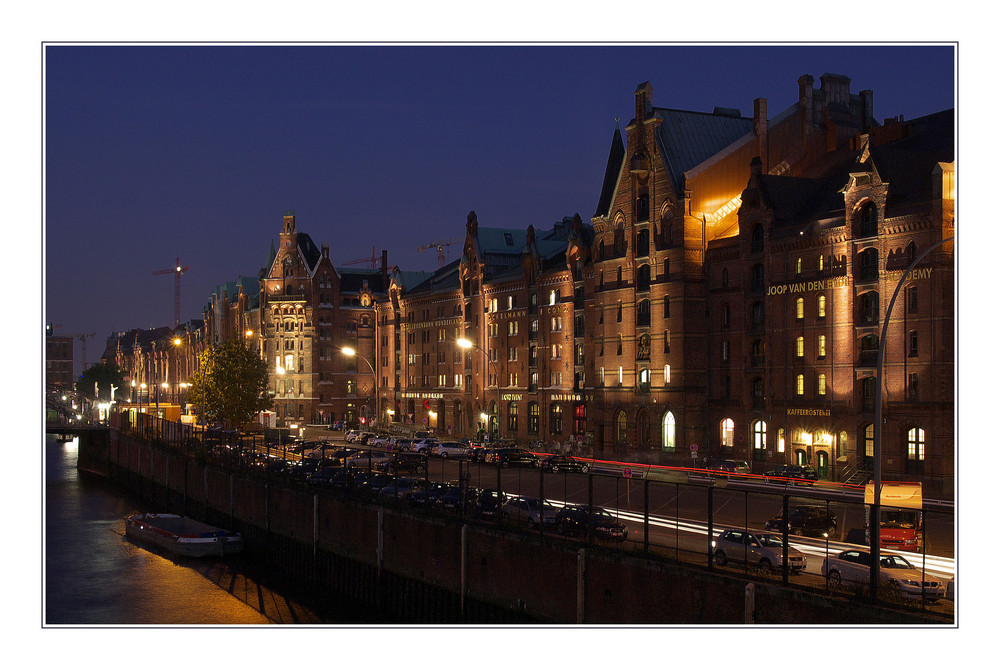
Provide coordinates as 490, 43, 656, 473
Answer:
110, 414, 954, 617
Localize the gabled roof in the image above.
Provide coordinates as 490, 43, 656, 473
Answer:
594, 126, 625, 218
653, 107, 755, 195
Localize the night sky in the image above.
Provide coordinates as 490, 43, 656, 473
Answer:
43, 43, 955, 373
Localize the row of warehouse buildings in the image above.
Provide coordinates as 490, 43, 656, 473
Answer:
99, 73, 955, 494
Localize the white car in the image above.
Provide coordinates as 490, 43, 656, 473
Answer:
433, 441, 470, 458
410, 438, 439, 454
821, 549, 946, 601
345, 430, 361, 443
712, 530, 807, 573
368, 435, 391, 448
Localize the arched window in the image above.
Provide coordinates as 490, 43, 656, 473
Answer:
858, 291, 879, 324
662, 411, 676, 451
752, 420, 767, 454
636, 299, 651, 327
616, 410, 628, 445
637, 264, 651, 291
720, 418, 735, 447
751, 302, 765, 328
817, 294, 826, 318
857, 248, 879, 282
796, 297, 805, 320
549, 404, 563, 434
636, 229, 650, 257
751, 224, 764, 253
907, 427, 925, 462
527, 402, 539, 434
573, 403, 587, 436
507, 401, 518, 432
750, 264, 765, 292
857, 201, 878, 237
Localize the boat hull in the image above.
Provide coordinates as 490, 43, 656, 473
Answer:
125, 513, 244, 558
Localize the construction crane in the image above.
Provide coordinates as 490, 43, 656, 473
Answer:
418, 238, 463, 269
342, 247, 379, 270
153, 257, 189, 327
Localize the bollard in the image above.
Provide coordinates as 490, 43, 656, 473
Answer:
745, 583, 755, 624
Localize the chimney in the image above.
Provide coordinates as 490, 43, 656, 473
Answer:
754, 98, 768, 172
798, 74, 815, 147
860, 89, 875, 130
635, 81, 653, 122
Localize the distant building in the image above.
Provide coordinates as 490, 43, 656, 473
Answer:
45, 328, 74, 390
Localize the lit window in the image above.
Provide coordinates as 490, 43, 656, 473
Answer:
796, 374, 805, 395
796, 297, 804, 320
817, 294, 826, 318
817, 335, 826, 358
817, 373, 827, 395
720, 418, 734, 447
796, 336, 804, 358
907, 427, 925, 461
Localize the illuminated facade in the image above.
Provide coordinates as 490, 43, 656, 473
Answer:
705, 110, 954, 492
102, 74, 954, 493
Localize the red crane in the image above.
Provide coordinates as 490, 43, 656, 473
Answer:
341, 247, 380, 270
153, 257, 189, 327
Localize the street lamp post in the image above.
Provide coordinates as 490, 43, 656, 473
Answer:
342, 347, 378, 429
458, 337, 500, 441
870, 235, 952, 602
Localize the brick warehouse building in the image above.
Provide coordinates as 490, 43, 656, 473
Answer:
106, 73, 954, 494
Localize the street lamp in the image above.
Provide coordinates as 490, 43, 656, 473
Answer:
870, 235, 953, 601
458, 337, 501, 441
342, 346, 378, 428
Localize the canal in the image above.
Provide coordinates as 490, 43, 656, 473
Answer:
44, 434, 377, 625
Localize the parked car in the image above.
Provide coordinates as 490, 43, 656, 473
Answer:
368, 435, 391, 449
764, 464, 819, 485
408, 481, 451, 507
821, 549, 946, 601
352, 472, 395, 493
501, 496, 559, 528
540, 454, 591, 473
437, 485, 480, 513
485, 448, 540, 468
410, 438, 439, 454
708, 459, 752, 477
712, 530, 807, 573
764, 505, 837, 537
344, 451, 390, 470
306, 467, 353, 489
356, 432, 378, 445
471, 489, 507, 520
378, 477, 426, 499
433, 441, 470, 458
345, 430, 362, 443
380, 452, 427, 475
555, 504, 628, 541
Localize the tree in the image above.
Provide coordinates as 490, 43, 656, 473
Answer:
187, 338, 272, 429
77, 361, 125, 402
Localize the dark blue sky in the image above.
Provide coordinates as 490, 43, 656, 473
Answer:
43, 44, 955, 371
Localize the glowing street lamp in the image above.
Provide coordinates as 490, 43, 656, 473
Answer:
458, 337, 501, 441
342, 346, 378, 427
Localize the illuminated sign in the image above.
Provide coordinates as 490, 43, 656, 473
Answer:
786, 408, 832, 417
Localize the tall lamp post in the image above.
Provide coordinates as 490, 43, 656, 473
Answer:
457, 337, 500, 441
870, 235, 953, 602
342, 347, 378, 428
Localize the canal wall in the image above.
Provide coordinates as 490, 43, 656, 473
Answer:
88, 428, 944, 624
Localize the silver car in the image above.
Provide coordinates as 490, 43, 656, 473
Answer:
501, 496, 559, 529
433, 441, 470, 458
713, 530, 807, 573
821, 549, 946, 601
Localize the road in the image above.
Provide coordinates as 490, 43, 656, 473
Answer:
266, 429, 955, 614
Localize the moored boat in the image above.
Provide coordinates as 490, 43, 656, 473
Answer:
124, 513, 244, 557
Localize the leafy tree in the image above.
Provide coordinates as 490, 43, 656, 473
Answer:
187, 338, 272, 428
77, 361, 125, 401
